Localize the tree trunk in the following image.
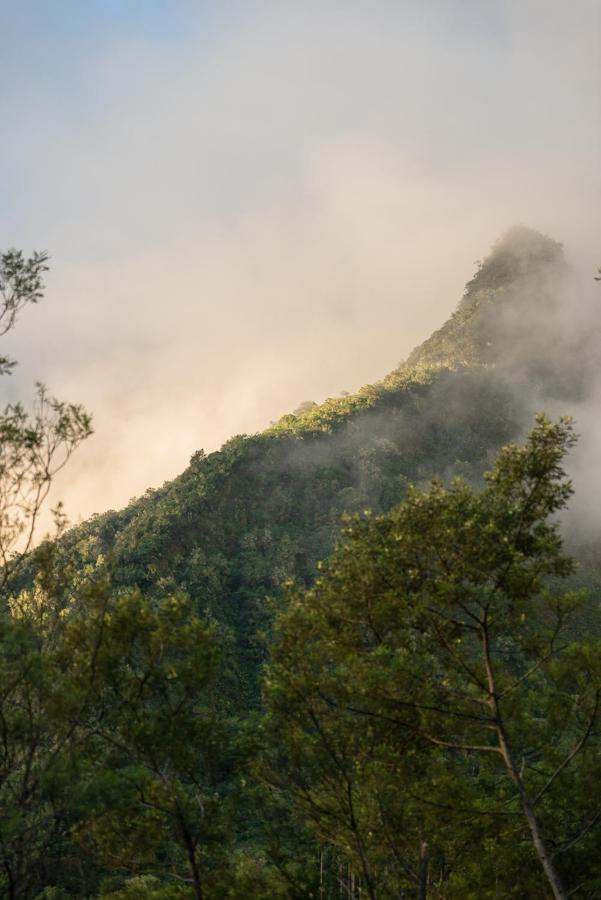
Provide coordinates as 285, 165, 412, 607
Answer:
481, 624, 568, 900
3, 859, 15, 900
497, 730, 567, 900
319, 848, 325, 898
183, 835, 203, 900
418, 840, 428, 900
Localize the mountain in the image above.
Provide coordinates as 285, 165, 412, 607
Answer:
26, 226, 596, 700
5, 225, 600, 898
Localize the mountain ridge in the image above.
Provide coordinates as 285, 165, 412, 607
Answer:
15, 225, 590, 703
267, 225, 567, 437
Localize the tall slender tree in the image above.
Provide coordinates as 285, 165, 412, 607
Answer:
263, 417, 601, 898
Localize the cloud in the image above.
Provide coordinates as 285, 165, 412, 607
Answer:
0, 0, 599, 529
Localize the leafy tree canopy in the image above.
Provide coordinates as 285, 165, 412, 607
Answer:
263, 417, 601, 899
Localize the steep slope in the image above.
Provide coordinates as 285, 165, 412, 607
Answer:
406, 225, 567, 369
26, 227, 597, 699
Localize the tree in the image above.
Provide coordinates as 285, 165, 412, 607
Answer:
0, 552, 236, 898
263, 416, 601, 898
66, 589, 234, 899
0, 250, 48, 374
0, 249, 91, 584
0, 249, 242, 898
0, 250, 94, 896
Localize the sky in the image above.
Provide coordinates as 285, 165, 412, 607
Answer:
0, 0, 600, 529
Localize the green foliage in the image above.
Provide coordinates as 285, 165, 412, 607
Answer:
70, 590, 234, 895
0, 385, 92, 577
0, 555, 234, 898
97, 876, 192, 899
0, 249, 48, 375
269, 363, 446, 435
0, 248, 94, 897
263, 417, 601, 898
35, 228, 578, 680
405, 227, 566, 371
0, 249, 92, 581
38, 364, 522, 715
4, 229, 601, 896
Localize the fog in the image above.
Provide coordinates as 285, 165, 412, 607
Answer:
0, 1, 599, 530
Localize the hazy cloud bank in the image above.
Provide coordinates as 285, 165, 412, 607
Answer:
0, 0, 599, 529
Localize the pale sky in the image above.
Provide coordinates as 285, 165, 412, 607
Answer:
1, 1, 600, 527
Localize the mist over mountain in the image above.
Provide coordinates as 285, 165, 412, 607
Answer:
23, 226, 597, 685
3, 2, 601, 892
6, 224, 601, 897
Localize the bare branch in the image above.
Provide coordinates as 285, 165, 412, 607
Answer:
533, 690, 601, 806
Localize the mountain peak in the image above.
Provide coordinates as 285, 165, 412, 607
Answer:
405, 225, 566, 371
461, 225, 564, 298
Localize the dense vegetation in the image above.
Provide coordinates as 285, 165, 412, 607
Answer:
1, 229, 600, 897
264, 416, 601, 899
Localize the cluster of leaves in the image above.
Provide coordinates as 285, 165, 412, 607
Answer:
0, 385, 92, 576
0, 250, 92, 579
0, 552, 251, 898
262, 417, 601, 898
0, 250, 49, 376
268, 363, 448, 436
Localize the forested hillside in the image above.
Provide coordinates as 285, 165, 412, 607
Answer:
33, 228, 596, 688
4, 227, 601, 898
